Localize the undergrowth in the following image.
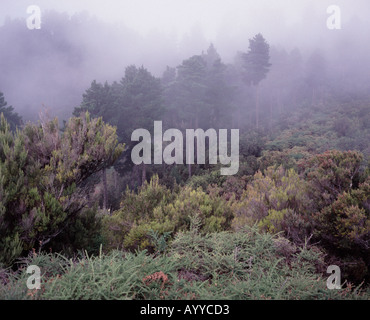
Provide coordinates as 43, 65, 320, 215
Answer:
1, 226, 368, 300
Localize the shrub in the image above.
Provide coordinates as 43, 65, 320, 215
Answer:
102, 175, 174, 251
102, 176, 233, 252
187, 170, 226, 191
0, 113, 123, 266
302, 150, 364, 209
312, 178, 370, 282
231, 166, 314, 244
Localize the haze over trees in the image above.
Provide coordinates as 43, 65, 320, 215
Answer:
0, 2, 369, 299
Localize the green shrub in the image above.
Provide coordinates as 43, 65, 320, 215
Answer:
48, 206, 104, 256
103, 176, 233, 252
231, 166, 314, 244
302, 150, 364, 209
0, 113, 124, 266
102, 175, 174, 251
187, 170, 226, 190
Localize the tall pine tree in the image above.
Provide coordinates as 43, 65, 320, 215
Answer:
242, 34, 271, 129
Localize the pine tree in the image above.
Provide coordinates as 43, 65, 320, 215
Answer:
161, 66, 178, 127
176, 55, 209, 129
0, 91, 22, 131
203, 44, 235, 129
242, 34, 271, 129
116, 66, 164, 185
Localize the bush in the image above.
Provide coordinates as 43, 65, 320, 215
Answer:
48, 206, 104, 256
302, 150, 364, 209
102, 175, 175, 251
187, 170, 226, 190
312, 178, 370, 283
231, 166, 314, 244
102, 176, 233, 252
0, 113, 123, 266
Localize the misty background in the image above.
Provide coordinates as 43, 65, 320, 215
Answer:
0, 0, 370, 122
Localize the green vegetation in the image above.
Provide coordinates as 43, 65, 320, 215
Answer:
0, 30, 369, 300
0, 113, 124, 266
1, 226, 369, 300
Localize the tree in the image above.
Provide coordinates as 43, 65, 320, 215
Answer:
203, 44, 235, 129
74, 66, 164, 190
176, 55, 209, 129
116, 65, 164, 144
73, 80, 117, 209
263, 47, 304, 121
242, 34, 271, 128
305, 50, 327, 105
0, 91, 22, 131
73, 80, 114, 120
0, 113, 124, 266
161, 66, 178, 127
115, 66, 164, 185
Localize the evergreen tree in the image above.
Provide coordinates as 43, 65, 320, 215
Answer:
203, 44, 235, 129
73, 80, 120, 209
202, 43, 221, 68
161, 66, 178, 127
176, 55, 209, 129
115, 66, 164, 185
73, 80, 114, 120
0, 91, 22, 131
116, 65, 164, 143
242, 34, 271, 128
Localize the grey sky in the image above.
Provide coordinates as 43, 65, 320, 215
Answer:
1, 0, 369, 41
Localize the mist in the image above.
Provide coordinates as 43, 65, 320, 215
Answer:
0, 0, 370, 121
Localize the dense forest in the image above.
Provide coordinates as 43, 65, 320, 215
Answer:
0, 8, 369, 300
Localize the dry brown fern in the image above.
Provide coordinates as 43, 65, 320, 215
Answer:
142, 271, 169, 289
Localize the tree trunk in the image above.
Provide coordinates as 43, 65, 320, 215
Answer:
102, 168, 108, 211
255, 84, 260, 129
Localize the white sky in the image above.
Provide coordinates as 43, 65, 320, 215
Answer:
1, 0, 368, 39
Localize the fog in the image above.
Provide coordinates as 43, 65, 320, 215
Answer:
0, 0, 370, 121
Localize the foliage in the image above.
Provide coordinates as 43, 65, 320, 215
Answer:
186, 170, 226, 191
231, 166, 314, 243
0, 113, 124, 266
102, 175, 233, 252
0, 92, 22, 131
147, 230, 172, 255
242, 33, 271, 86
1, 228, 368, 300
312, 178, 370, 283
302, 150, 364, 209
49, 206, 104, 256
1, 22, 370, 294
